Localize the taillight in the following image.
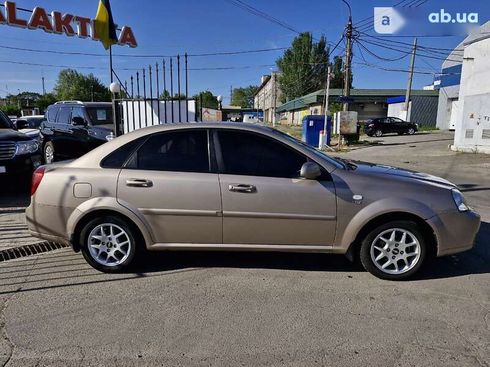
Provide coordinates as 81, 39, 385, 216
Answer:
368, 123, 374, 128
31, 166, 45, 196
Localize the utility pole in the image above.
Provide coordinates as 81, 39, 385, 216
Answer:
404, 38, 417, 119
272, 72, 277, 127
230, 85, 233, 105
342, 14, 353, 112
322, 66, 332, 147
41, 77, 46, 95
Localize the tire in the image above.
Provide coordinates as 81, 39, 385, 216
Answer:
374, 129, 383, 137
359, 220, 427, 280
407, 127, 416, 135
43, 142, 55, 164
79, 215, 139, 273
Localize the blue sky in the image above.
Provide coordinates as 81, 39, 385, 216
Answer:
0, 0, 488, 104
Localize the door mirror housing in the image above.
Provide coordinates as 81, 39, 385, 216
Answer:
16, 119, 29, 129
72, 116, 87, 126
300, 162, 321, 180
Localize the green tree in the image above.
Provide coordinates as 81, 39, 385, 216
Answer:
54, 69, 110, 102
231, 85, 258, 108
330, 56, 352, 90
276, 32, 330, 102
192, 90, 218, 110
36, 93, 57, 113
0, 105, 21, 117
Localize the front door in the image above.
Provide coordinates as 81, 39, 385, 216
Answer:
215, 129, 337, 246
117, 129, 222, 244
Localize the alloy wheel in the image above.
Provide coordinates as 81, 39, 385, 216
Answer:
408, 128, 415, 135
375, 130, 382, 137
87, 223, 132, 267
370, 228, 421, 275
44, 145, 54, 164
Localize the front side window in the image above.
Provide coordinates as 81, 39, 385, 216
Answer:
217, 130, 307, 178
130, 130, 209, 173
71, 107, 86, 122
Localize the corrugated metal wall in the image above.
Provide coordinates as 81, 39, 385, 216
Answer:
411, 96, 438, 127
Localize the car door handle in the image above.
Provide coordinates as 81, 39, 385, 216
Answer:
229, 184, 256, 193
126, 179, 153, 188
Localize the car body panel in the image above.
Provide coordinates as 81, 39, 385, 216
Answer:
26, 122, 481, 262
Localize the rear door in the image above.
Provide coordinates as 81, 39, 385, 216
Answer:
54, 106, 73, 159
215, 129, 337, 247
382, 118, 394, 134
117, 129, 222, 244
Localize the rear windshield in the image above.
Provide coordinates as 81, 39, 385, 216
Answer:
86, 107, 113, 126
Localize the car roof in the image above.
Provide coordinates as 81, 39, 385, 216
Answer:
21, 115, 45, 119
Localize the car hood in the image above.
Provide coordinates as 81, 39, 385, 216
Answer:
19, 128, 40, 139
346, 159, 457, 188
0, 128, 32, 141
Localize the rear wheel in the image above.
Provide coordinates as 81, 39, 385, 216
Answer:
407, 127, 416, 135
43, 142, 55, 164
359, 220, 427, 280
374, 129, 383, 137
79, 216, 138, 272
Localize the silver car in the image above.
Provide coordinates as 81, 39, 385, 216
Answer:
26, 123, 481, 280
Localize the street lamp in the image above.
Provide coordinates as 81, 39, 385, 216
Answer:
217, 95, 223, 110
110, 82, 121, 94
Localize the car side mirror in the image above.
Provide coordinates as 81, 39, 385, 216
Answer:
16, 119, 28, 129
72, 116, 87, 126
300, 162, 321, 180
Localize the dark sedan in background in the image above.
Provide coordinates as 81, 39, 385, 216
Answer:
365, 117, 418, 137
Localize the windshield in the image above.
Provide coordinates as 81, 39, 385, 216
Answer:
0, 111, 14, 129
86, 107, 113, 126
268, 127, 345, 169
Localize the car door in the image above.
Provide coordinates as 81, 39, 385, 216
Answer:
53, 106, 73, 159
70, 106, 91, 157
117, 129, 222, 244
391, 117, 405, 133
215, 129, 337, 247
381, 118, 394, 134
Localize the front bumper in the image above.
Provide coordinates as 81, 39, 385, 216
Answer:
0, 153, 42, 176
428, 209, 481, 257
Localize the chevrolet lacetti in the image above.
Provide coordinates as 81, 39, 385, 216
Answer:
26, 123, 481, 280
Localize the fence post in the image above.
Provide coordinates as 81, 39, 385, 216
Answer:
185, 53, 189, 122
177, 54, 182, 123
149, 65, 154, 126
163, 59, 167, 123
170, 57, 174, 123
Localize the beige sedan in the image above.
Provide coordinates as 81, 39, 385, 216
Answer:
26, 123, 480, 280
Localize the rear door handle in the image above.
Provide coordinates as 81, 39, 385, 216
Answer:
229, 184, 256, 193
126, 179, 153, 188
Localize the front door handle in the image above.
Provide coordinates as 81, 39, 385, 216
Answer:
126, 179, 153, 188
229, 184, 256, 193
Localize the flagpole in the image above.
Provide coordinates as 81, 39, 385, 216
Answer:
109, 45, 114, 83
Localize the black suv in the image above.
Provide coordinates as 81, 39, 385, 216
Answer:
0, 110, 42, 183
40, 101, 114, 163
365, 117, 418, 137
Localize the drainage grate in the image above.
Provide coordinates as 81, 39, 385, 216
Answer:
0, 242, 68, 262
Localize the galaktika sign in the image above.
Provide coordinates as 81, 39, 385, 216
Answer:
0, 1, 137, 47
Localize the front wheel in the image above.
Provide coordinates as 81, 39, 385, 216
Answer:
79, 216, 138, 272
374, 129, 383, 137
407, 127, 416, 135
43, 142, 55, 164
359, 221, 427, 280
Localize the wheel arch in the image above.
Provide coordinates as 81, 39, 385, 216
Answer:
67, 198, 154, 252
344, 211, 438, 262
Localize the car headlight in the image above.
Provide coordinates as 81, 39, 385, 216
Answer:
15, 140, 39, 156
451, 189, 469, 212
105, 132, 115, 141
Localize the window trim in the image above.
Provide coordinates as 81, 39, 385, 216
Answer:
212, 128, 331, 180
121, 128, 213, 174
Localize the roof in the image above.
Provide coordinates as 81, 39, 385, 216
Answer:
276, 89, 439, 113
253, 75, 271, 96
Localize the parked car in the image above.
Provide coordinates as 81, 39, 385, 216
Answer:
40, 101, 114, 163
365, 117, 418, 137
15, 115, 45, 139
0, 110, 42, 184
26, 123, 480, 280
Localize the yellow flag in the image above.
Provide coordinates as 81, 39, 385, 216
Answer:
94, 0, 118, 50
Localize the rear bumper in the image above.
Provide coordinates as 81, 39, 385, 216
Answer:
428, 209, 481, 257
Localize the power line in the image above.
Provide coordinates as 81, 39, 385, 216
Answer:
0, 43, 289, 58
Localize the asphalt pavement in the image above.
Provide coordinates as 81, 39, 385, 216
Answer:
0, 131, 489, 366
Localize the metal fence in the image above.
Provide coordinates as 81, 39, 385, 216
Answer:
114, 54, 197, 135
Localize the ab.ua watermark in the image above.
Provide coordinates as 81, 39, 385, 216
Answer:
374, 7, 480, 35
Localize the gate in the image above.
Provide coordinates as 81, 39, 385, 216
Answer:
113, 54, 197, 136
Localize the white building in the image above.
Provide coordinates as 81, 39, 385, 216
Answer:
253, 73, 282, 124
451, 22, 490, 154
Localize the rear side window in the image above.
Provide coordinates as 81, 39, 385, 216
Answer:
46, 106, 60, 122
56, 107, 71, 124
86, 107, 113, 126
217, 130, 307, 178
101, 137, 145, 169
129, 130, 209, 173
